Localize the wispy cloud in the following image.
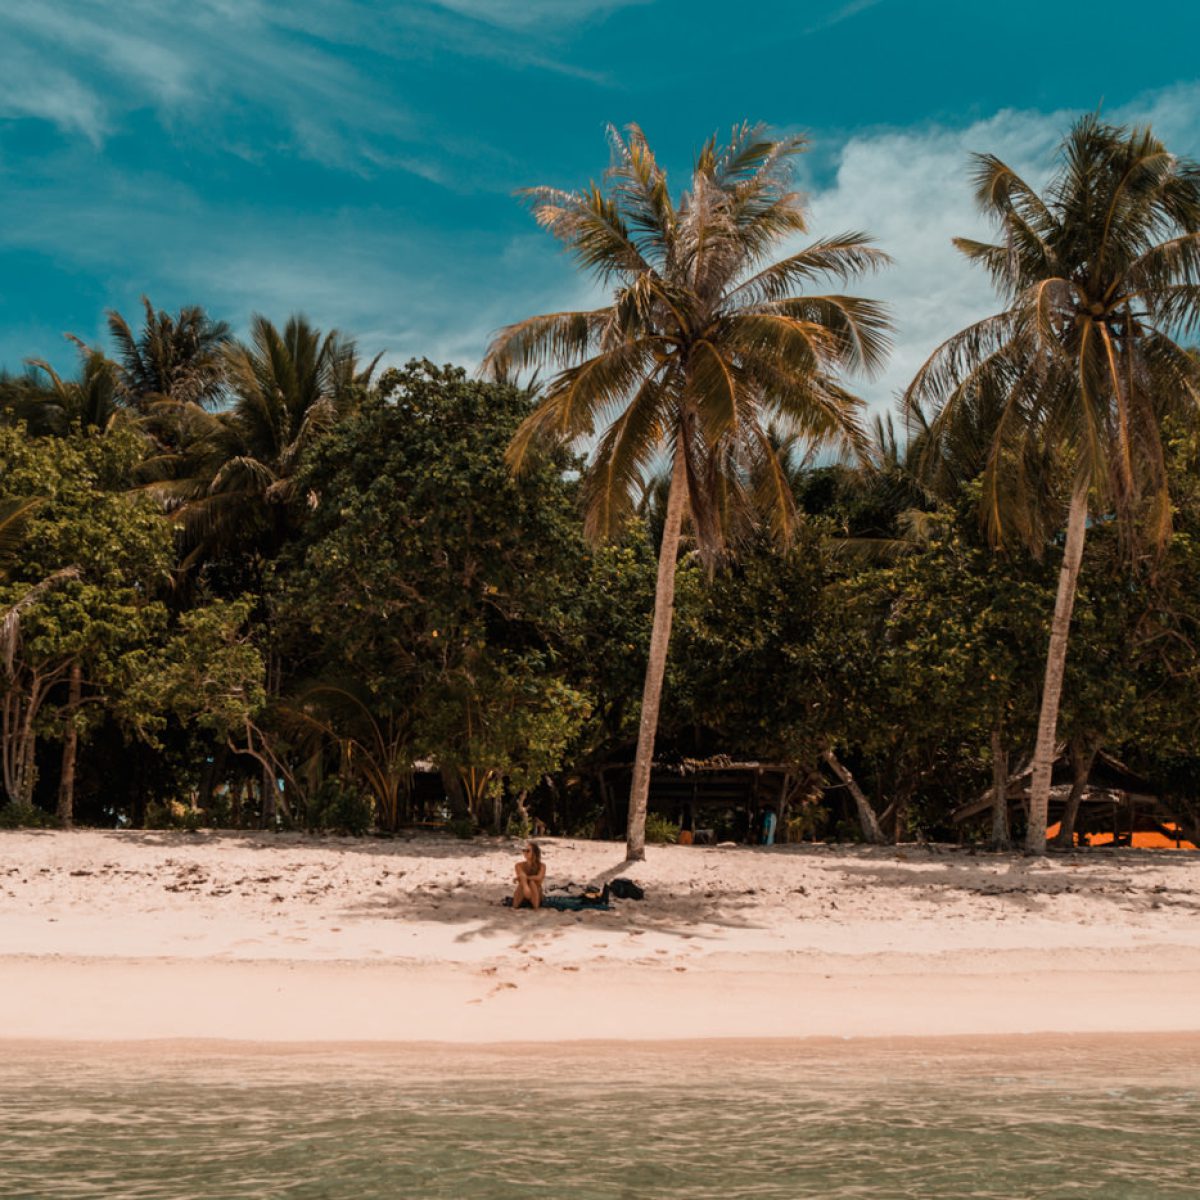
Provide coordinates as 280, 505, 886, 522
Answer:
804, 0, 886, 35
429, 0, 651, 30
0, 0, 614, 175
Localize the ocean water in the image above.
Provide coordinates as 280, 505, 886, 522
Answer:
2, 1038, 1198, 1199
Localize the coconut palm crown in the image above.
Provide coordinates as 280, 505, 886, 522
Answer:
905, 115, 1200, 854
155, 314, 378, 573
485, 122, 891, 857
486, 122, 890, 554
907, 115, 1200, 551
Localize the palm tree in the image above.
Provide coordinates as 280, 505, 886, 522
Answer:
905, 115, 1200, 853
485, 122, 891, 859
107, 298, 231, 411
22, 345, 124, 436
159, 314, 378, 571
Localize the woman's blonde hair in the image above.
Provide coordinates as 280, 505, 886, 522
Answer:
526, 841, 542, 870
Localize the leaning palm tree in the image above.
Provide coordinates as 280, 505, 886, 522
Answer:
485, 122, 891, 859
905, 115, 1200, 853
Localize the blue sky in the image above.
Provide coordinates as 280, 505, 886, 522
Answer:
2, 0, 1199, 410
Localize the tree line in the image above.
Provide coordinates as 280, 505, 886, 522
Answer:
2, 114, 1199, 854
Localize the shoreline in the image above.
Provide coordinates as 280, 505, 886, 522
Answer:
4, 829, 1199, 1046
7, 1029, 1200, 1058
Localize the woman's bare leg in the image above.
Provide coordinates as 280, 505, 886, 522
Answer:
528, 880, 542, 910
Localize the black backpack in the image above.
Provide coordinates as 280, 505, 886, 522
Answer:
609, 877, 644, 901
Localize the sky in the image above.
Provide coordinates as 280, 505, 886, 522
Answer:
2, 0, 1199, 412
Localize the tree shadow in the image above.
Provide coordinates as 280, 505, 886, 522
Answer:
339, 852, 770, 948
91, 828, 552, 861
829, 846, 1200, 916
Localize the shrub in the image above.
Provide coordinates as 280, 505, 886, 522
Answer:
306, 780, 375, 837
145, 800, 204, 831
0, 802, 56, 829
505, 812, 532, 840
644, 813, 680, 844
448, 816, 476, 840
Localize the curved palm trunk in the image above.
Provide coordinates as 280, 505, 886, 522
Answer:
1026, 480, 1089, 854
626, 444, 688, 861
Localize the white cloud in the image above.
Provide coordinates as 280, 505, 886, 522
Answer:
806, 85, 1200, 417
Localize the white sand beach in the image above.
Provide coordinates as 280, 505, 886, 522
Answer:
2, 830, 1199, 1045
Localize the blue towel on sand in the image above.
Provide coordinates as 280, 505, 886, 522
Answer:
503, 895, 611, 911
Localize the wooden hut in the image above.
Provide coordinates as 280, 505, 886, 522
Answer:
590, 756, 812, 843
951, 750, 1198, 848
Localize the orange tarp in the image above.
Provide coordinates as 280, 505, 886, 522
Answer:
1045, 821, 1196, 850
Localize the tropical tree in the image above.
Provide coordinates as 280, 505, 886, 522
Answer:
905, 115, 1200, 852
485, 122, 890, 859
269, 361, 590, 829
0, 427, 172, 818
22, 345, 125, 437
106, 297, 231, 411
158, 314, 376, 572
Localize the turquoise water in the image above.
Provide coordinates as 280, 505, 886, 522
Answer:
2, 1040, 1198, 1199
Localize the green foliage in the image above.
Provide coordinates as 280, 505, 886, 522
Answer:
144, 801, 205, 832
270, 361, 592, 821
0, 802, 56, 829
644, 813, 680, 844
118, 598, 266, 745
448, 816, 476, 840
302, 779, 375, 837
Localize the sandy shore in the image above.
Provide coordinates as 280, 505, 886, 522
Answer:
2, 830, 1198, 1044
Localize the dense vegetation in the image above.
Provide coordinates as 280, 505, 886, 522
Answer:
2, 116, 1199, 852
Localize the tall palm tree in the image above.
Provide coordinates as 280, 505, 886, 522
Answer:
905, 115, 1200, 853
159, 314, 378, 571
485, 123, 891, 859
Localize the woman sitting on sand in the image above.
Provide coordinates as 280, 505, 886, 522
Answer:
512, 842, 545, 910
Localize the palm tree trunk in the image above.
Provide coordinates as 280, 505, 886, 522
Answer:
1053, 739, 1096, 848
1026, 479, 1089, 853
626, 443, 688, 861
56, 660, 82, 829
990, 723, 1010, 850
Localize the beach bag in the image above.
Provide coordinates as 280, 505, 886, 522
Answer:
609, 877, 644, 901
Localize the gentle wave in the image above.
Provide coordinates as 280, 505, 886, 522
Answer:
2, 1050, 1198, 1198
